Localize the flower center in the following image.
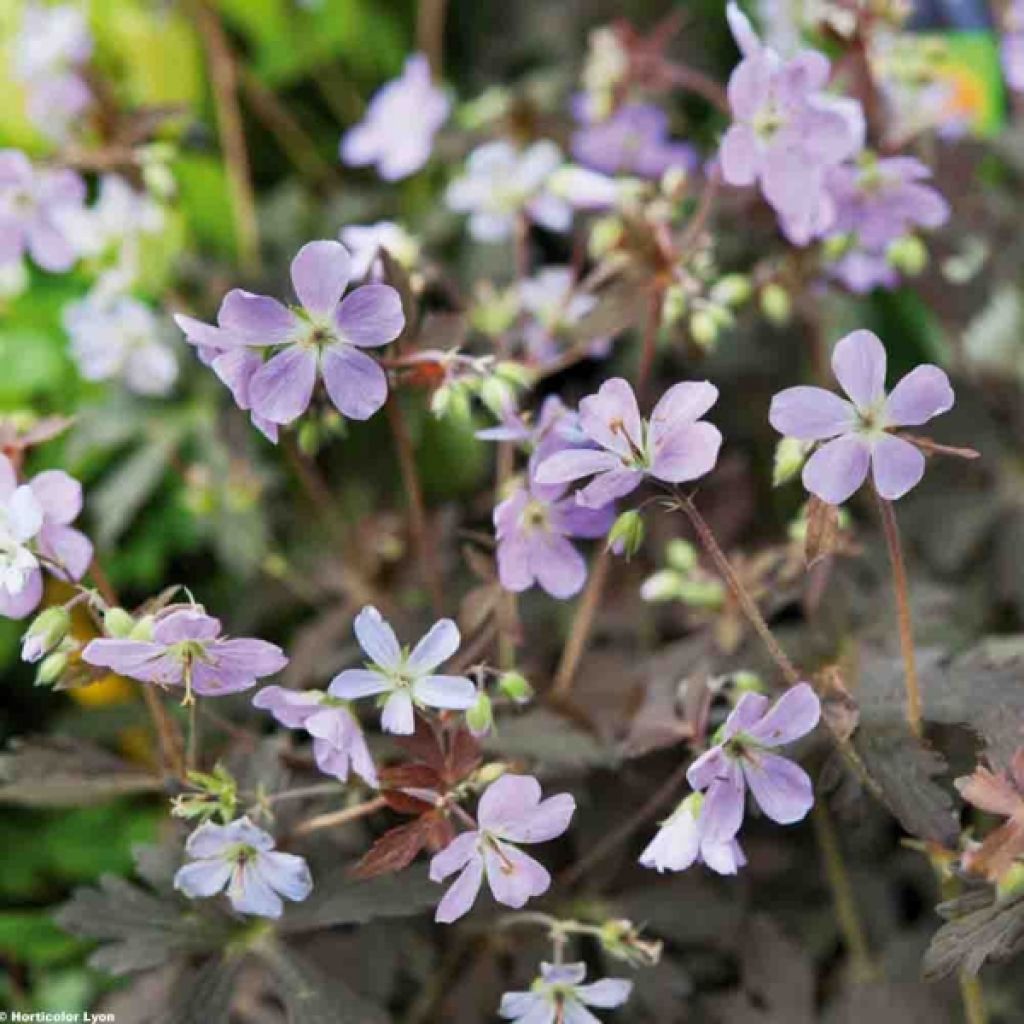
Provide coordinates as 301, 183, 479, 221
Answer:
519, 498, 550, 533
752, 103, 785, 141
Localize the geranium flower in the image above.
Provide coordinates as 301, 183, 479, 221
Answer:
253, 684, 377, 788
338, 220, 420, 280
639, 791, 746, 875
0, 150, 85, 272
0, 456, 92, 620
719, 3, 864, 244
446, 141, 571, 242
535, 378, 722, 508
500, 962, 632, 1024
328, 606, 476, 734
340, 54, 450, 181
174, 817, 311, 919
769, 329, 955, 504
429, 774, 575, 922
175, 240, 404, 428
83, 606, 287, 703
687, 683, 820, 845
517, 266, 609, 365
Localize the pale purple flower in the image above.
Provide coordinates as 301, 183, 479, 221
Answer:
429, 774, 575, 923
253, 684, 377, 788
64, 295, 178, 396
769, 329, 955, 504
0, 150, 85, 272
446, 141, 571, 242
639, 792, 746, 876
83, 606, 287, 702
174, 816, 311, 919
500, 962, 632, 1024
687, 683, 820, 846
494, 471, 615, 599
719, 3, 864, 245
328, 606, 476, 735
341, 54, 449, 180
338, 221, 419, 280
572, 101, 697, 179
59, 174, 164, 263
0, 456, 92, 620
517, 267, 608, 365
476, 395, 582, 453
14, 4, 93, 142
174, 240, 404, 429
1004, 1, 1024, 92
535, 378, 723, 508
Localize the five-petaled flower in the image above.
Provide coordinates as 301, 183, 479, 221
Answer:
687, 683, 820, 848
0, 455, 92, 620
340, 54, 450, 181
429, 773, 575, 923
328, 606, 477, 734
640, 791, 746, 876
175, 240, 404, 429
83, 606, 287, 704
535, 378, 723, 508
174, 816, 312, 919
769, 329, 955, 504
499, 962, 632, 1024
253, 684, 377, 788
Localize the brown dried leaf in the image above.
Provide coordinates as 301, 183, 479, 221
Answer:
923, 889, 1024, 979
804, 496, 840, 567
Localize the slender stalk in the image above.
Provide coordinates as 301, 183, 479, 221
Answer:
193, 0, 260, 275
416, 0, 448, 78
265, 781, 345, 805
874, 491, 923, 737
959, 972, 988, 1024
636, 285, 663, 405
495, 441, 519, 670
293, 795, 388, 835
186, 699, 199, 773
659, 62, 730, 113
551, 545, 611, 697
89, 558, 184, 780
811, 801, 878, 982
386, 396, 444, 616
676, 493, 802, 687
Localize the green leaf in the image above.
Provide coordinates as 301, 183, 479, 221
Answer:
0, 911, 87, 966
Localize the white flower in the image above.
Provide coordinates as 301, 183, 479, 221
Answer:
338, 221, 420, 279
0, 486, 43, 597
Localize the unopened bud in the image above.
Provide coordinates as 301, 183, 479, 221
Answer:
129, 615, 155, 641
732, 670, 764, 695
22, 606, 71, 663
588, 216, 623, 259
710, 273, 752, 307
476, 761, 507, 785
498, 670, 533, 704
480, 376, 515, 419
675, 577, 726, 609
607, 509, 645, 558
36, 650, 68, 686
297, 420, 320, 456
665, 539, 697, 574
660, 285, 688, 326
689, 310, 719, 348
640, 569, 682, 603
887, 235, 928, 276
759, 283, 792, 326
773, 436, 809, 487
466, 692, 493, 737
103, 606, 136, 638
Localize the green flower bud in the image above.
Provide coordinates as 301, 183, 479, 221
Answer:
607, 509, 645, 558
599, 918, 663, 967
759, 283, 792, 325
466, 692, 493, 737
640, 569, 682, 603
675, 577, 726, 609
22, 606, 71, 662
887, 235, 928, 276
498, 670, 534, 704
732, 670, 764, 695
103, 607, 136, 638
495, 361, 534, 389
821, 233, 854, 261
689, 309, 719, 348
297, 420, 320, 457
480, 376, 515, 418
588, 216, 623, 259
710, 273, 753, 307
666, 539, 698, 574
660, 284, 688, 326
129, 615, 155, 642
773, 437, 809, 487
36, 650, 68, 687
476, 761, 507, 786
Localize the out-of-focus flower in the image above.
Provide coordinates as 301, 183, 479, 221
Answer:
499, 961, 632, 1024
572, 101, 697, 179
822, 154, 948, 293
719, 3, 864, 245
174, 816, 312, 918
341, 54, 450, 180
640, 539, 725, 608
64, 295, 178, 396
687, 683, 820, 847
494, 470, 615, 598
60, 174, 164, 261
446, 141, 571, 242
0, 455, 92, 620
535, 378, 722, 508
328, 606, 476, 734
83, 606, 288, 703
579, 26, 631, 122
0, 150, 85, 273
769, 329, 955, 504
253, 684, 377, 788
517, 266, 606, 364
429, 774, 574, 922
175, 241, 404, 429
339, 221, 420, 280
1004, 1, 1024, 92
13, 4, 93, 142
640, 792, 747, 875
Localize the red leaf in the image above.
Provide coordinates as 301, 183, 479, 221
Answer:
350, 816, 438, 879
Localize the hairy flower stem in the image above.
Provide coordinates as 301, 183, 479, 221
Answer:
186, 698, 199, 773
636, 285, 664, 406
551, 545, 611, 697
811, 801, 878, 982
89, 557, 184, 781
675, 492, 801, 687
874, 492, 923, 738
292, 795, 388, 836
386, 396, 445, 616
192, 0, 261, 275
